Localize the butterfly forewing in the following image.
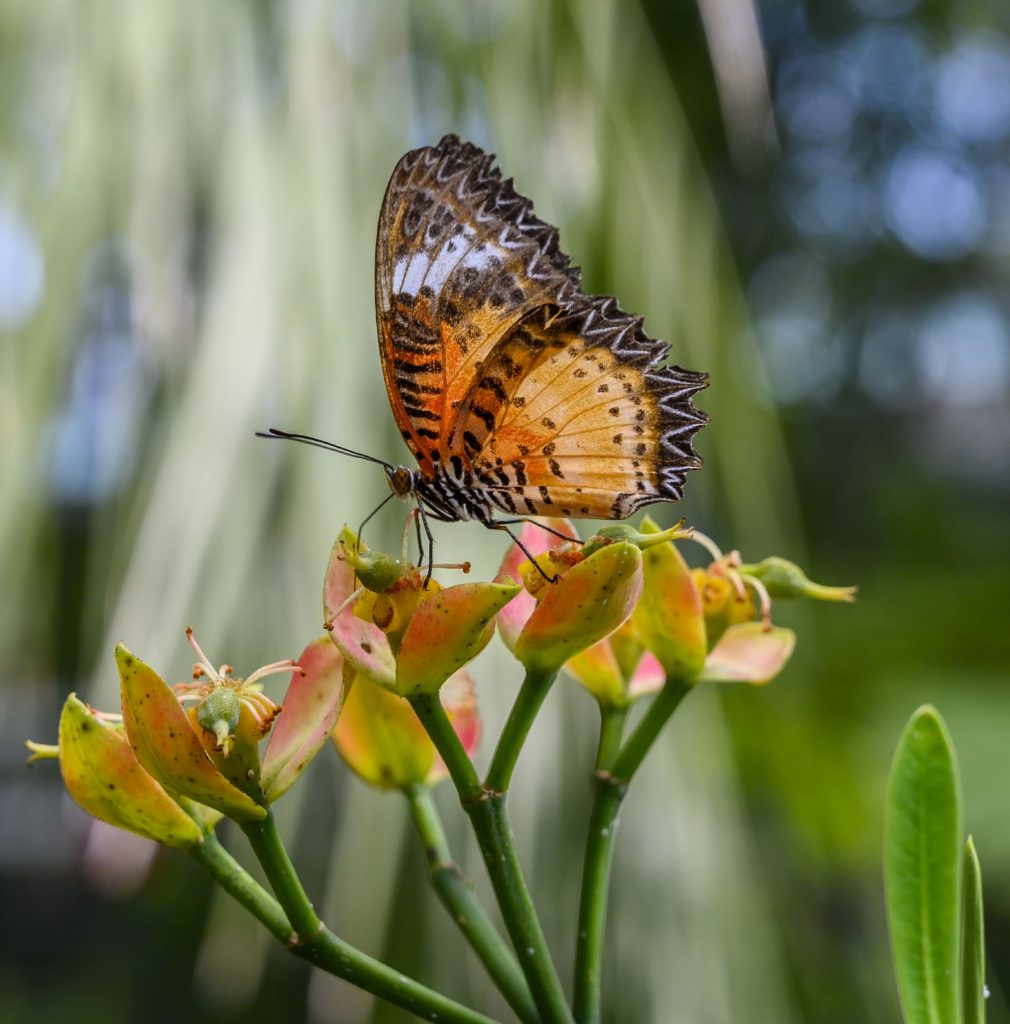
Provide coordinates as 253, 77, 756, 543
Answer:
375, 134, 708, 521
375, 138, 577, 475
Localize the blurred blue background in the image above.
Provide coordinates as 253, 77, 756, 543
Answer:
1, 1, 1008, 1021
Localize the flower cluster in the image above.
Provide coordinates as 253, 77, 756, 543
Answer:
497, 515, 854, 706
28, 514, 852, 841
28, 630, 343, 846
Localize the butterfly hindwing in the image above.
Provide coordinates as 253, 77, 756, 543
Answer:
452, 300, 708, 518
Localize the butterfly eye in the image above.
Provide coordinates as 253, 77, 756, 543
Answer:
386, 467, 414, 499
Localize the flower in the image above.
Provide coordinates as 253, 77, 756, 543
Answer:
496, 519, 690, 675
333, 668, 481, 790
118, 630, 343, 820
26, 630, 343, 844
324, 527, 518, 697
565, 516, 855, 704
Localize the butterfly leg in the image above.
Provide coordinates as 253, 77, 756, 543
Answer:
489, 522, 561, 585
412, 509, 425, 570
357, 490, 396, 547
491, 518, 584, 546
416, 501, 439, 588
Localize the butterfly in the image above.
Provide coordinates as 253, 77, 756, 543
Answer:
264, 135, 708, 572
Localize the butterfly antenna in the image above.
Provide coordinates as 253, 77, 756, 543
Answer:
257, 427, 393, 471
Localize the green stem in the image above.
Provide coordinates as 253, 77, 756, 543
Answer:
572, 705, 628, 1024
572, 774, 625, 1024
467, 795, 574, 1024
609, 678, 691, 784
241, 810, 320, 938
594, 705, 627, 772
410, 692, 573, 1024
485, 668, 557, 793
405, 785, 540, 1024
189, 832, 293, 943
411, 693, 482, 802
194, 832, 500, 1024
571, 689, 690, 1023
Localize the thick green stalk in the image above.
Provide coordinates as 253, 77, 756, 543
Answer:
593, 705, 627, 772
572, 774, 625, 1024
466, 794, 573, 1024
194, 831, 500, 1024
405, 785, 540, 1024
485, 668, 557, 793
573, 691, 689, 1023
572, 704, 628, 1024
189, 832, 293, 943
411, 693, 482, 802
410, 692, 573, 1024
609, 678, 691, 784
241, 810, 321, 938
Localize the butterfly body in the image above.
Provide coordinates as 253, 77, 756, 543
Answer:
376, 134, 708, 527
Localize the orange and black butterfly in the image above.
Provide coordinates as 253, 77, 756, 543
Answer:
264, 135, 708, 567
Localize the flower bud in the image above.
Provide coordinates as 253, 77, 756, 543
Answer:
195, 687, 242, 753
738, 556, 856, 603
58, 694, 203, 848
580, 519, 691, 557
337, 526, 414, 593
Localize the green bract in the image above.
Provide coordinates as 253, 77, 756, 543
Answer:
631, 518, 707, 683
513, 542, 644, 674
396, 581, 519, 696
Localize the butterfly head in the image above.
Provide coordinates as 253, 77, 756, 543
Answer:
385, 465, 419, 501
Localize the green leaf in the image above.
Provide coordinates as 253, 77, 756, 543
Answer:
961, 836, 986, 1024
885, 705, 962, 1024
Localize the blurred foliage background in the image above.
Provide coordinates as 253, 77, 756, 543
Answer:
1, 1, 1008, 1022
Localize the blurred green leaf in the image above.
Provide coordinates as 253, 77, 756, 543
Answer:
962, 837, 986, 1024
885, 705, 962, 1024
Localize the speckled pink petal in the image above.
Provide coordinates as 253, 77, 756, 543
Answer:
59, 694, 203, 849
497, 519, 579, 651
323, 534, 357, 622
262, 637, 346, 802
701, 622, 796, 685
327, 612, 396, 691
396, 581, 519, 696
